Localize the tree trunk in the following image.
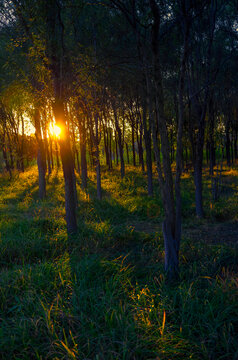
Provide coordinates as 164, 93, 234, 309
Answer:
80, 126, 87, 190
34, 108, 46, 200
103, 124, 110, 169
148, 0, 191, 279
49, 134, 54, 169
96, 153, 102, 200
9, 142, 14, 170
125, 142, 130, 164
225, 117, 231, 166
131, 122, 136, 166
55, 140, 60, 168
109, 127, 113, 169
44, 130, 52, 175
37, 148, 46, 199
53, 100, 77, 234
209, 97, 215, 175
21, 115, 25, 172
45, 0, 77, 233
94, 113, 102, 200
1, 133, 12, 179
113, 108, 125, 178
115, 132, 119, 166
234, 127, 238, 161
75, 149, 80, 174
137, 122, 144, 172
194, 159, 204, 218
142, 96, 153, 196
163, 220, 179, 277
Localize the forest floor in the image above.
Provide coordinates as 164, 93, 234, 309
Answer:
0, 164, 237, 359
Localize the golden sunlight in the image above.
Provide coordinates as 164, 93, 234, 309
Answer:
49, 123, 62, 137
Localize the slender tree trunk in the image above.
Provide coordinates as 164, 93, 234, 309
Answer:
21, 115, 24, 172
194, 159, 204, 217
55, 140, 60, 168
80, 122, 87, 190
234, 127, 237, 161
109, 128, 113, 169
49, 134, 54, 169
45, 0, 77, 233
89, 136, 94, 169
206, 141, 209, 165
148, 0, 190, 278
44, 129, 52, 176
3, 150, 12, 178
131, 122, 136, 166
189, 0, 215, 218
113, 108, 125, 178
9, 142, 14, 170
34, 108, 46, 200
115, 132, 119, 166
1, 132, 12, 178
125, 142, 130, 164
137, 122, 144, 172
231, 130, 234, 164
75, 149, 80, 174
225, 117, 231, 166
103, 124, 110, 169
148, 0, 180, 278
96, 153, 102, 199
53, 99, 77, 234
71, 122, 78, 171
185, 146, 188, 168
142, 96, 153, 196
209, 96, 215, 175
94, 113, 102, 200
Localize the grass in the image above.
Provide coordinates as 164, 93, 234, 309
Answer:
0, 164, 237, 359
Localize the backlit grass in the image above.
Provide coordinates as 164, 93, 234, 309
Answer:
0, 164, 237, 359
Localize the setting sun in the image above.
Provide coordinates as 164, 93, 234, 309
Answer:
49, 123, 61, 137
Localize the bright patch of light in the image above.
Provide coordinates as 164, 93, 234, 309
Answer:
49, 123, 61, 137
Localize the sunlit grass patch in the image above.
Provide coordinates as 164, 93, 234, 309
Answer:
223, 167, 238, 177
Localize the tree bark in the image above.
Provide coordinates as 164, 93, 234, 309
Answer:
125, 142, 130, 164
131, 121, 136, 166
20, 115, 25, 172
113, 108, 125, 178
225, 116, 231, 166
208, 96, 215, 175
34, 108, 46, 200
55, 140, 60, 168
80, 120, 87, 190
53, 100, 77, 233
94, 113, 102, 200
46, 0, 77, 233
142, 95, 153, 196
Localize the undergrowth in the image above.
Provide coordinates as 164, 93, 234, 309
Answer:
0, 164, 237, 359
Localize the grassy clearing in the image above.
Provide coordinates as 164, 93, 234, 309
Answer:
0, 165, 237, 359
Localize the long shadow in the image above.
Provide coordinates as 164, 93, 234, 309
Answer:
0, 179, 39, 216
61, 171, 167, 358
0, 170, 67, 270
66, 177, 164, 285
63, 186, 164, 359
84, 174, 162, 220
